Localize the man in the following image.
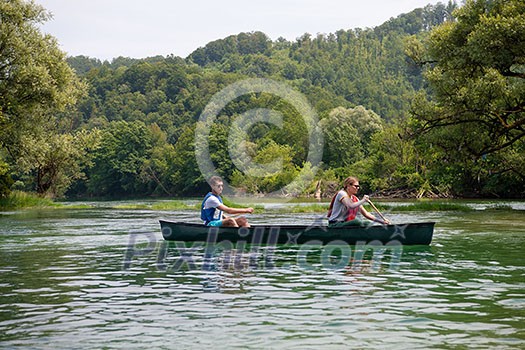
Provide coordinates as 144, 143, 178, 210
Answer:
327, 176, 390, 227
201, 176, 254, 227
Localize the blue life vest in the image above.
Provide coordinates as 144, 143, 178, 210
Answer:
201, 192, 223, 224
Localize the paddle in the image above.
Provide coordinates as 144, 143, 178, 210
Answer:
367, 199, 390, 224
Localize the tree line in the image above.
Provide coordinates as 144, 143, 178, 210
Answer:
1, 0, 523, 201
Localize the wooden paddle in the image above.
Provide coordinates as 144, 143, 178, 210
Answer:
367, 199, 390, 224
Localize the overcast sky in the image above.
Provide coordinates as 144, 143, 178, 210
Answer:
37, 0, 445, 61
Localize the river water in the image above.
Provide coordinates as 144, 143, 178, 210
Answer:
0, 201, 524, 349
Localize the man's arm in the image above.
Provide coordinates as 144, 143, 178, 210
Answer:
217, 204, 254, 215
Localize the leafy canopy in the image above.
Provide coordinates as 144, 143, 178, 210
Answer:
411, 0, 525, 157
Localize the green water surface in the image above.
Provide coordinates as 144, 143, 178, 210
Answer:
0, 202, 524, 349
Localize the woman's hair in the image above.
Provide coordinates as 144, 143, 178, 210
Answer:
343, 176, 358, 188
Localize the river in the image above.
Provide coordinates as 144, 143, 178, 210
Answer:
1, 200, 524, 349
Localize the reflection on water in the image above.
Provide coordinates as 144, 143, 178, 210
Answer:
0, 204, 524, 349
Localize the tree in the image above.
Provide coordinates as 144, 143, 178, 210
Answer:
0, 0, 84, 196
87, 121, 152, 197
139, 123, 177, 196
409, 0, 525, 196
230, 141, 299, 194
412, 0, 525, 155
0, 160, 13, 198
169, 125, 206, 195
15, 129, 101, 197
320, 108, 362, 168
320, 106, 383, 168
0, 0, 83, 146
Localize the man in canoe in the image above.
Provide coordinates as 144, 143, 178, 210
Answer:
327, 176, 390, 227
201, 176, 254, 227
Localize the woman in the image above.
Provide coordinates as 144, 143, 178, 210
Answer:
327, 176, 390, 226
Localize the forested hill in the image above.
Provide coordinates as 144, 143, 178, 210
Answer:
3, 0, 522, 200
59, 3, 465, 198
67, 3, 454, 121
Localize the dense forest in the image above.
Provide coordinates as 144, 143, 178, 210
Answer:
1, 0, 524, 201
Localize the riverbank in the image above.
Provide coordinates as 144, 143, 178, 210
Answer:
1, 191, 520, 213
0, 191, 59, 210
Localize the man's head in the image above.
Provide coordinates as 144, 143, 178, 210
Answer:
209, 176, 224, 195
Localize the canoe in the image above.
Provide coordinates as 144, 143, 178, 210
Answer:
159, 220, 434, 246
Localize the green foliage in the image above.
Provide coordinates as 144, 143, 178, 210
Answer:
86, 121, 153, 197
381, 201, 473, 212
3, 1, 523, 199
359, 123, 445, 197
0, 0, 83, 144
320, 108, 362, 168
409, 0, 525, 197
0, 0, 85, 198
59, 5, 456, 199
189, 31, 272, 66
170, 125, 205, 196
287, 203, 329, 213
219, 196, 262, 210
0, 160, 14, 198
0, 190, 57, 210
14, 129, 101, 197
139, 124, 177, 196
230, 141, 300, 194
67, 55, 103, 75
320, 106, 384, 168
265, 201, 475, 213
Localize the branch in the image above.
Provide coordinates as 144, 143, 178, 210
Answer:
478, 130, 525, 156
502, 69, 525, 79
415, 59, 438, 67
505, 72, 525, 79
417, 116, 492, 133
504, 115, 525, 131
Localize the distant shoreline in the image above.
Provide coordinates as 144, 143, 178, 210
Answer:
2, 191, 521, 213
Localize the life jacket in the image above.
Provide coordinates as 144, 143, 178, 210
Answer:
327, 193, 337, 217
327, 191, 359, 221
201, 192, 223, 224
345, 195, 359, 221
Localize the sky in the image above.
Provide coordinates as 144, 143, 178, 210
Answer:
37, 0, 446, 61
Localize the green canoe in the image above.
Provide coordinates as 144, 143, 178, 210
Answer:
159, 220, 435, 246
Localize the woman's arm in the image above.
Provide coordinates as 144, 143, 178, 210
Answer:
341, 194, 369, 209
359, 205, 390, 224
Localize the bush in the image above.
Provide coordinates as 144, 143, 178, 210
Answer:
0, 191, 57, 210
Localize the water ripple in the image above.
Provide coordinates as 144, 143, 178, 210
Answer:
1, 207, 524, 348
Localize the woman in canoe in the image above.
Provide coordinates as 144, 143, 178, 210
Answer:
201, 176, 254, 227
327, 176, 390, 227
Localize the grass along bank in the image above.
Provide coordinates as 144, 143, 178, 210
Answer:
272, 201, 515, 213
0, 191, 59, 210
1, 193, 516, 213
